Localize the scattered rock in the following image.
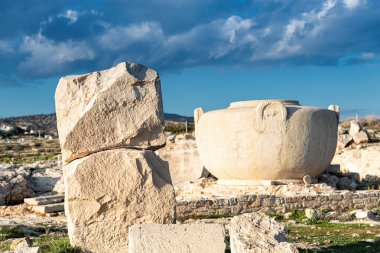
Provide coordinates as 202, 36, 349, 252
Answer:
305, 209, 321, 220
318, 173, 339, 188
64, 149, 175, 253
338, 125, 347, 135
355, 210, 378, 221
166, 133, 176, 143
337, 177, 357, 190
10, 237, 32, 250
323, 211, 353, 221
352, 130, 369, 144
349, 121, 361, 136
55, 62, 166, 163
337, 134, 353, 149
14, 244, 41, 253
30, 167, 63, 193
229, 212, 298, 253
128, 223, 225, 253
0, 166, 35, 205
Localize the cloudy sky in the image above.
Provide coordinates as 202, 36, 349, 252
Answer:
0, 0, 379, 118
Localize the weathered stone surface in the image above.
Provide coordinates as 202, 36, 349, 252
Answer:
10, 237, 32, 250
349, 121, 361, 136
31, 203, 64, 214
352, 130, 369, 144
196, 100, 337, 180
355, 210, 378, 221
24, 195, 64, 206
157, 139, 205, 184
0, 166, 35, 205
30, 167, 63, 193
305, 209, 317, 220
128, 223, 225, 253
332, 146, 380, 180
64, 149, 175, 253
229, 212, 298, 253
318, 173, 339, 188
55, 62, 166, 163
337, 134, 353, 149
14, 245, 41, 253
337, 177, 357, 190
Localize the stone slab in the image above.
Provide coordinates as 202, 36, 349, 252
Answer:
24, 195, 64, 206
31, 203, 64, 214
128, 224, 226, 253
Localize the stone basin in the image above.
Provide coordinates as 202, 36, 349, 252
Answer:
194, 99, 338, 182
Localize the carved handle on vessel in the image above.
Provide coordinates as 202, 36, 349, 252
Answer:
254, 101, 287, 132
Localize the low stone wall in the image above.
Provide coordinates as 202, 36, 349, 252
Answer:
176, 189, 380, 221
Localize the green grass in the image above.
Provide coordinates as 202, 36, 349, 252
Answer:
0, 226, 78, 253
0, 227, 26, 251
289, 222, 380, 253
267, 212, 285, 221
0, 152, 56, 164
34, 236, 80, 253
0, 227, 26, 240
289, 209, 307, 222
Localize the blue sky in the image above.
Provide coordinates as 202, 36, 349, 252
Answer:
0, 0, 379, 118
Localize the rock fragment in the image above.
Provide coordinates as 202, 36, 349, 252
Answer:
229, 212, 298, 253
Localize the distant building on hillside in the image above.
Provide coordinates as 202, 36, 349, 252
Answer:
0, 125, 14, 132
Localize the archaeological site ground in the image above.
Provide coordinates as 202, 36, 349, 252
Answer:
0, 62, 380, 253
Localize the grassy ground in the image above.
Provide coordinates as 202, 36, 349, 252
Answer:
0, 137, 60, 164
0, 226, 79, 253
289, 222, 380, 253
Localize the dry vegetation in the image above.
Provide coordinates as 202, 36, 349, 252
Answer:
340, 115, 380, 130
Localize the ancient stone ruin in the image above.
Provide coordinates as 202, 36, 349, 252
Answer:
195, 100, 338, 183
55, 62, 175, 252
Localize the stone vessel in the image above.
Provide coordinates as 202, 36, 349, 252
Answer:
195, 100, 338, 182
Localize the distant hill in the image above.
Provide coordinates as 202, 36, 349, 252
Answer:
0, 112, 194, 136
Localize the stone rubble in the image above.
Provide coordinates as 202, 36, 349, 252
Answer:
0, 166, 35, 205
338, 120, 370, 148
0, 162, 64, 206
229, 212, 298, 253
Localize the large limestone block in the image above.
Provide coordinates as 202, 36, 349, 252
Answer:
128, 224, 226, 253
157, 139, 205, 184
64, 149, 175, 253
55, 62, 165, 163
229, 212, 298, 253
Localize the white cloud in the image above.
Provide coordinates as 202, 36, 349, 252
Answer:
266, 0, 336, 59
58, 10, 80, 24
0, 40, 13, 54
98, 22, 164, 50
360, 52, 375, 61
19, 33, 95, 77
343, 0, 367, 9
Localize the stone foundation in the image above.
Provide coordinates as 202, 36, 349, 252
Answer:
175, 181, 380, 220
